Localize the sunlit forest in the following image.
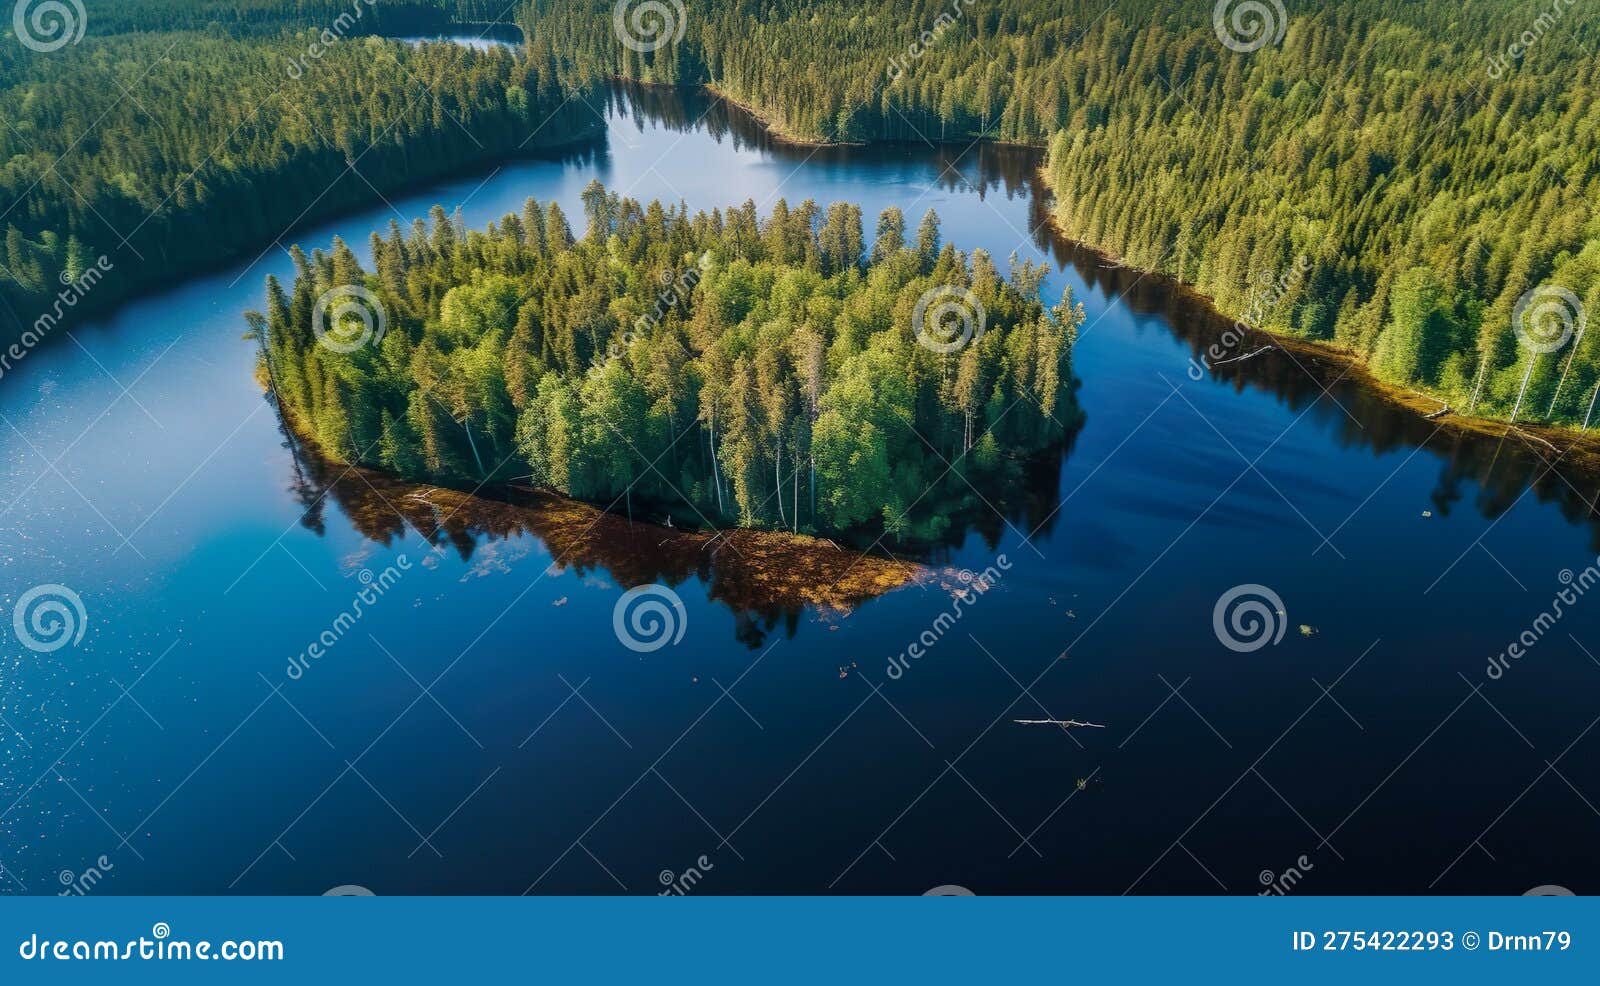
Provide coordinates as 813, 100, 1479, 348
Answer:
534, 0, 1600, 427
4, 0, 1598, 428
258, 184, 1081, 539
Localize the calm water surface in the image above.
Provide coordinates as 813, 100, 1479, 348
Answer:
2, 68, 1599, 895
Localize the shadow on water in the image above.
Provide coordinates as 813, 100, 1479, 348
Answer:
1037, 223, 1600, 548
279, 423, 1042, 647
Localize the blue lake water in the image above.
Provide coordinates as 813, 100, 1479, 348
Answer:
2, 72, 1598, 895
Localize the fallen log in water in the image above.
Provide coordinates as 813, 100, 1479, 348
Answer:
1210, 345, 1276, 367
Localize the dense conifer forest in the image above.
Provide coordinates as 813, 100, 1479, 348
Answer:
5, 0, 1598, 427
0, 0, 600, 347
258, 183, 1082, 539
530, 0, 1600, 427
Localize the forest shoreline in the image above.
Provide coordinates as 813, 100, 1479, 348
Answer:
2, 99, 608, 353
1033, 210, 1600, 464
627, 77, 1600, 450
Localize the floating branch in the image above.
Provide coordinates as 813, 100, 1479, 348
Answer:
1210, 345, 1276, 367
1423, 406, 1451, 420
1013, 719, 1105, 729
1509, 427, 1561, 454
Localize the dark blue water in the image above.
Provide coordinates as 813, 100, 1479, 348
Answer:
3, 71, 1599, 896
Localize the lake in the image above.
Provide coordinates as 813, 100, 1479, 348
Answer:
2, 57, 1598, 895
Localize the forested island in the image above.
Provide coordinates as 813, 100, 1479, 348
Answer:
253, 184, 1081, 540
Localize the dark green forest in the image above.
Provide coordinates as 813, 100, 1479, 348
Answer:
5, 0, 1598, 427
0, 0, 601, 347
258, 183, 1082, 539
529, 0, 1600, 427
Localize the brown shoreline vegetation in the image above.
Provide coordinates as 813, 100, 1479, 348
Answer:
289, 444, 931, 618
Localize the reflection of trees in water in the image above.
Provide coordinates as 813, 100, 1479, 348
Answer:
277, 418, 1073, 645
605, 82, 1042, 204
1030, 200, 1600, 548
